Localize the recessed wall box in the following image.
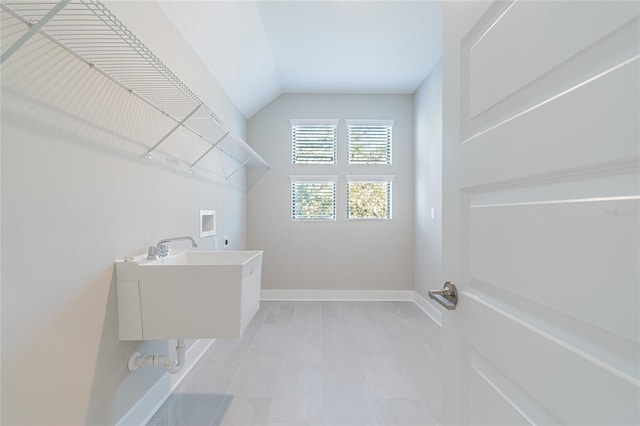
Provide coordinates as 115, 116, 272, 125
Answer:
200, 210, 216, 238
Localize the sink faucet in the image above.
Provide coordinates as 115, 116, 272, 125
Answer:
147, 236, 198, 260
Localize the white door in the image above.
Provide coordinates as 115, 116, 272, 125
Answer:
440, 1, 639, 424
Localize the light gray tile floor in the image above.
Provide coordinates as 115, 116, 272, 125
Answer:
148, 301, 441, 426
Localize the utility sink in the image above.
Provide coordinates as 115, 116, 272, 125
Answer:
115, 250, 263, 340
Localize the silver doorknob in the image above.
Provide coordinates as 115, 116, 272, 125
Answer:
428, 282, 458, 310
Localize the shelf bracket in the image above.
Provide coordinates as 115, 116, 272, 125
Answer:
1, 0, 72, 65
225, 157, 252, 181
189, 131, 229, 172
247, 165, 270, 188
147, 104, 201, 158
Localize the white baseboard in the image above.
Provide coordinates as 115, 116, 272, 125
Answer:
413, 291, 442, 327
261, 289, 415, 301
116, 338, 215, 426
262, 289, 442, 328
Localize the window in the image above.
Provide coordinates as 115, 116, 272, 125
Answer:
291, 119, 338, 164
347, 175, 393, 220
291, 175, 338, 221
347, 120, 393, 164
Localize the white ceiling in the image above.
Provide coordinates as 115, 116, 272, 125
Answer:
158, 1, 442, 118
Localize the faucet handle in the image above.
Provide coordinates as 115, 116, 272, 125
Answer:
157, 244, 168, 255
147, 246, 158, 260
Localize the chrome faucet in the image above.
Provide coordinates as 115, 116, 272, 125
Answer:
147, 236, 198, 260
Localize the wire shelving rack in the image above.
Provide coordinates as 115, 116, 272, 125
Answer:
0, 0, 269, 185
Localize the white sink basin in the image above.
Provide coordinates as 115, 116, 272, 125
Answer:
115, 250, 263, 340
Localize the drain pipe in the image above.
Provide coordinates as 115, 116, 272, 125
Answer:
128, 339, 185, 374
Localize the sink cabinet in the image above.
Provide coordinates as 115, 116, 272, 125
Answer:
115, 251, 263, 340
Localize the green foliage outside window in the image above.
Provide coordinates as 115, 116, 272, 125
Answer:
293, 125, 336, 164
348, 181, 390, 219
292, 181, 336, 220
348, 125, 391, 164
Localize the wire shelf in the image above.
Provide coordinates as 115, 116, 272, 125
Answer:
0, 0, 269, 184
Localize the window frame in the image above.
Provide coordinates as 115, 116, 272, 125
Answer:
346, 175, 394, 221
291, 119, 339, 165
290, 175, 339, 221
346, 119, 393, 165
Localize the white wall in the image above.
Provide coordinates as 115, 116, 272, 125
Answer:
247, 94, 414, 291
1, 2, 248, 424
414, 62, 443, 302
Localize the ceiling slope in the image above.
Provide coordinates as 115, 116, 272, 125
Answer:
159, 1, 442, 118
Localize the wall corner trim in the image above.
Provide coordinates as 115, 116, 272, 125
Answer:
116, 338, 215, 426
412, 291, 443, 327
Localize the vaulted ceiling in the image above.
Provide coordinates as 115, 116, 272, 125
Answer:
158, 1, 442, 118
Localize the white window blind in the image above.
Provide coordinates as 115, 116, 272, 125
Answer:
290, 175, 338, 221
346, 175, 394, 220
347, 120, 393, 164
291, 120, 338, 164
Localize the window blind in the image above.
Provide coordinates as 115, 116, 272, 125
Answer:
347, 123, 392, 164
292, 124, 337, 164
291, 176, 337, 220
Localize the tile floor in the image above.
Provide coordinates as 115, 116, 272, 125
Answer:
148, 301, 441, 426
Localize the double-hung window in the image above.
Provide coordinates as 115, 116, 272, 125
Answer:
346, 120, 393, 220
347, 120, 393, 164
347, 175, 394, 220
290, 119, 394, 221
290, 120, 338, 221
291, 119, 338, 164
291, 175, 338, 221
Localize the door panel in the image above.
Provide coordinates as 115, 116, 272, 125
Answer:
468, 1, 638, 119
461, 58, 640, 188
442, 1, 640, 424
461, 3, 640, 144
469, 364, 532, 426
462, 296, 639, 425
468, 350, 561, 425
470, 192, 639, 342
